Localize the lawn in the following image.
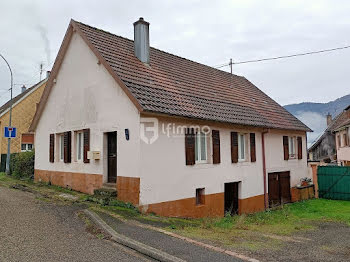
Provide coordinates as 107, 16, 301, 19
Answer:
1, 171, 350, 252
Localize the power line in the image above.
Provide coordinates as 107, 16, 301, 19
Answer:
215, 44, 350, 68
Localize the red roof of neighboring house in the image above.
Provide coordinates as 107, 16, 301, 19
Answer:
31, 20, 311, 132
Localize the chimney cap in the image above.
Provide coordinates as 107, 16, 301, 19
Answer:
133, 17, 149, 26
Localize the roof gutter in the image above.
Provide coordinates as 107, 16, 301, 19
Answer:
261, 128, 269, 210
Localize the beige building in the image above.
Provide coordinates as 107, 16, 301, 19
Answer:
0, 79, 47, 168
334, 106, 350, 166
30, 19, 312, 218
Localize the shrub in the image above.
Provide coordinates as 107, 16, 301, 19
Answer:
10, 151, 35, 179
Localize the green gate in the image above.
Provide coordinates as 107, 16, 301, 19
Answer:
318, 166, 350, 200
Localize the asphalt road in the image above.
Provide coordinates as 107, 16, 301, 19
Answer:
0, 186, 153, 262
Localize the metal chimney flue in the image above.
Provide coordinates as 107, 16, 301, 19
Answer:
133, 17, 150, 64
46, 71, 51, 78
21, 85, 26, 93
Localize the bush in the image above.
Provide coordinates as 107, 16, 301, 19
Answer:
10, 151, 35, 179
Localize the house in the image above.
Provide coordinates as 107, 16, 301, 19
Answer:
308, 113, 336, 163
333, 106, 350, 166
30, 18, 312, 218
308, 106, 350, 165
0, 78, 47, 171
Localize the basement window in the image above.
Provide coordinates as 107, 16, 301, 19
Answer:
196, 188, 205, 205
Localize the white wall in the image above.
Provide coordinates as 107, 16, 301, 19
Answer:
139, 118, 310, 206
264, 130, 309, 186
35, 32, 140, 182
139, 118, 264, 205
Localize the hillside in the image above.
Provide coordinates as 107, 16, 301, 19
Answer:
284, 94, 350, 145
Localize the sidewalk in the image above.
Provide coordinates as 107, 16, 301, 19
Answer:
90, 210, 245, 262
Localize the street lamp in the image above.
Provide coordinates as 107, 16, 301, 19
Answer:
0, 54, 13, 175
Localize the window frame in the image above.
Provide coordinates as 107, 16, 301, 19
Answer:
76, 131, 84, 162
21, 143, 33, 152
238, 133, 246, 162
195, 188, 205, 206
59, 134, 64, 162
195, 131, 208, 164
288, 136, 296, 159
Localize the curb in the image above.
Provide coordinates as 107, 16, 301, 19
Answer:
126, 220, 260, 262
83, 209, 186, 262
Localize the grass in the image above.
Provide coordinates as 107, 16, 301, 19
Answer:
171, 199, 350, 251
2, 172, 350, 251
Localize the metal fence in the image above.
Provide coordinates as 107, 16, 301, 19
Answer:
318, 166, 350, 200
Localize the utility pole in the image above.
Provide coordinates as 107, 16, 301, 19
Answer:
0, 54, 13, 175
229, 58, 233, 74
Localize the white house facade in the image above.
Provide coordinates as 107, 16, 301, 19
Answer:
31, 18, 311, 217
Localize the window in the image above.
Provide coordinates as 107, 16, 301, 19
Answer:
343, 134, 348, 147
76, 131, 84, 161
337, 135, 341, 148
196, 188, 205, 205
238, 134, 246, 161
21, 143, 33, 152
59, 134, 64, 161
288, 136, 296, 158
195, 131, 207, 163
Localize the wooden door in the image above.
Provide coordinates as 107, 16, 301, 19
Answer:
268, 172, 291, 207
268, 173, 281, 207
107, 132, 117, 183
224, 182, 239, 215
279, 172, 291, 204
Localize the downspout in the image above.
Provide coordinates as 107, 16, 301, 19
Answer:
261, 129, 269, 209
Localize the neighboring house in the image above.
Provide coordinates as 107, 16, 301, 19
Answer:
308, 114, 336, 163
30, 18, 312, 218
0, 79, 47, 170
333, 106, 350, 166
308, 107, 350, 165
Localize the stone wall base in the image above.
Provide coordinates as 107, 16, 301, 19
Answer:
34, 169, 103, 195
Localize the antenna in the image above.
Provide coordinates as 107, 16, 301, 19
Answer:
229, 58, 233, 74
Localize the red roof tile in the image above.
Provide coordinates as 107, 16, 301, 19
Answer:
75, 21, 311, 131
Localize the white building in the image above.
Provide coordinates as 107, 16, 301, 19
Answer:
30, 18, 312, 218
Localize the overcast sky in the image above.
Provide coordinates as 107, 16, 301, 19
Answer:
1, 0, 349, 108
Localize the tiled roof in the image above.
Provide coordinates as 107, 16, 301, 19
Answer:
0, 79, 46, 115
74, 21, 311, 131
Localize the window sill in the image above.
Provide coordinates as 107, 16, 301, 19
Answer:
195, 204, 205, 207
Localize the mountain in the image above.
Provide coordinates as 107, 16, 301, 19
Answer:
284, 94, 350, 118
284, 94, 350, 146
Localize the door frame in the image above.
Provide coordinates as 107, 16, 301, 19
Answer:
268, 171, 291, 208
104, 131, 118, 184
224, 182, 240, 215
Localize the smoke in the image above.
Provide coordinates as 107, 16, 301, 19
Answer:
36, 25, 51, 67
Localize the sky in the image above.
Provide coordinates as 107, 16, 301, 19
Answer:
0, 0, 349, 113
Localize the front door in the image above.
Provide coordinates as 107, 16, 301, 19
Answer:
268, 172, 291, 207
107, 132, 117, 183
224, 182, 239, 215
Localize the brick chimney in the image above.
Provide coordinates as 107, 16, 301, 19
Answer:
326, 113, 332, 126
133, 17, 150, 64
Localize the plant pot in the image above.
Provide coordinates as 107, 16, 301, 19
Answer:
301, 181, 309, 187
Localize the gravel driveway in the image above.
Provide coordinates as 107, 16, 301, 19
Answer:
0, 187, 152, 262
